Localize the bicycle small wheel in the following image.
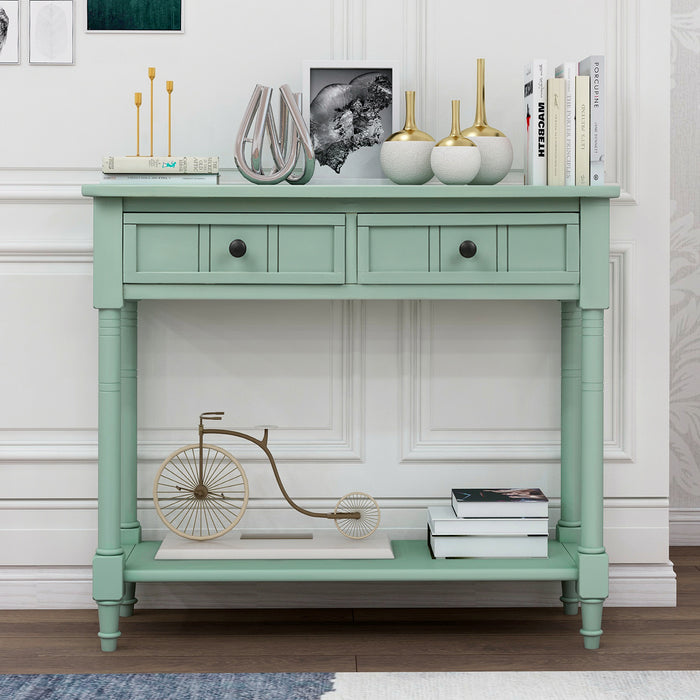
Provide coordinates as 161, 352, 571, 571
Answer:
334, 492, 380, 539
153, 443, 249, 541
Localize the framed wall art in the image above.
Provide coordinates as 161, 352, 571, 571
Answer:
303, 60, 399, 180
0, 1, 20, 64
29, 0, 74, 65
87, 0, 183, 33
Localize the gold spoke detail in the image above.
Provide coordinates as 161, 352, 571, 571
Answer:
154, 444, 249, 541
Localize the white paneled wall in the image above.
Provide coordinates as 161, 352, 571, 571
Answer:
0, 0, 673, 608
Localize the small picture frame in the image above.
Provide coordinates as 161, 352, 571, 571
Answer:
86, 0, 183, 33
0, 1, 20, 65
29, 0, 74, 65
303, 60, 400, 180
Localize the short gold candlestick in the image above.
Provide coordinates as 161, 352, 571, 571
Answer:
148, 66, 156, 157
134, 92, 142, 156
166, 81, 174, 157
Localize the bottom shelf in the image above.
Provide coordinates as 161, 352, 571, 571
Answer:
123, 539, 578, 583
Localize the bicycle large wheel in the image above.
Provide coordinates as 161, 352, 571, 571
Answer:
334, 492, 380, 539
153, 443, 249, 541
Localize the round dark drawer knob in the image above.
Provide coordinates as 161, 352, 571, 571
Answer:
229, 239, 247, 258
459, 240, 477, 258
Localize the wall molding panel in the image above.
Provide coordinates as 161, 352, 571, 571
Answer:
399, 247, 630, 464
0, 240, 93, 265
137, 300, 366, 464
609, 0, 640, 204
330, 0, 367, 60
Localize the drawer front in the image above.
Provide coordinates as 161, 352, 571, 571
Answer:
357, 213, 578, 284
130, 224, 201, 273
123, 213, 345, 284
507, 224, 578, 272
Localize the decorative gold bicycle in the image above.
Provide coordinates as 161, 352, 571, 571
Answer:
153, 412, 380, 541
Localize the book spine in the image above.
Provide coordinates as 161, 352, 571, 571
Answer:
523, 59, 547, 185
429, 519, 550, 536
555, 62, 577, 186
101, 173, 219, 182
575, 76, 590, 186
429, 533, 549, 558
578, 55, 604, 184
102, 156, 220, 174
546, 78, 566, 186
451, 497, 548, 519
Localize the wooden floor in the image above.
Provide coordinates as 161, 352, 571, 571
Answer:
2, 547, 700, 674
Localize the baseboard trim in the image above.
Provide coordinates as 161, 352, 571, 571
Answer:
670, 508, 700, 545
0, 562, 676, 609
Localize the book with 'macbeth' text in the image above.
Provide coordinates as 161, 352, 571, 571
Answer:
102, 156, 220, 174
451, 488, 549, 518
523, 59, 547, 185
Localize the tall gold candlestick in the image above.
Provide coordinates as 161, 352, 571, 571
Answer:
134, 92, 142, 156
166, 81, 174, 157
148, 66, 156, 157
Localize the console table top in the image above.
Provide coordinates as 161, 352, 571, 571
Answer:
82, 183, 621, 200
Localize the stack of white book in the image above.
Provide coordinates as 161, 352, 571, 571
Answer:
427, 488, 549, 559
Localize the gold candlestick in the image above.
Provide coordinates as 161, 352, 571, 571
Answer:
134, 92, 142, 156
148, 66, 156, 157
166, 81, 174, 157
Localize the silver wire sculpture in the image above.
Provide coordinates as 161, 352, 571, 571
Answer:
234, 84, 315, 185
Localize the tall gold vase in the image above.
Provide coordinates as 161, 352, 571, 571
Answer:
462, 59, 513, 185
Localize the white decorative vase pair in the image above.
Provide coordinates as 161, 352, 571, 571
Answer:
380, 60, 513, 186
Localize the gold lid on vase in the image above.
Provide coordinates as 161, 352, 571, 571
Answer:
386, 91, 435, 142
462, 58, 507, 139
436, 100, 477, 147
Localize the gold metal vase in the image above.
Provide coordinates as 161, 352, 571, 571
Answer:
461, 58, 513, 185
380, 91, 435, 184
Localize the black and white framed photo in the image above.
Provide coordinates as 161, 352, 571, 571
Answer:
86, 0, 183, 33
0, 1, 20, 64
29, 0, 73, 64
303, 60, 399, 180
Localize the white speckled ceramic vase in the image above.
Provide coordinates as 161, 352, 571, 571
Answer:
462, 58, 513, 185
430, 100, 481, 185
380, 91, 435, 184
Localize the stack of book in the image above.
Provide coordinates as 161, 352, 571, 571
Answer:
101, 156, 220, 184
524, 55, 604, 186
427, 488, 549, 559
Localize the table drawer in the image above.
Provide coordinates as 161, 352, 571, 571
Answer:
123, 213, 345, 283
507, 224, 577, 272
357, 213, 579, 284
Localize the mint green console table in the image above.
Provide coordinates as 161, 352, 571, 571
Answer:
83, 183, 619, 652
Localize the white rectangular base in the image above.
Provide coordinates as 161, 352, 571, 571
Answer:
154, 530, 395, 560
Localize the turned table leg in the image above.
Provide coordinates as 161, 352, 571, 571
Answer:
120, 301, 140, 617
577, 307, 608, 649
558, 302, 582, 615
93, 308, 125, 651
